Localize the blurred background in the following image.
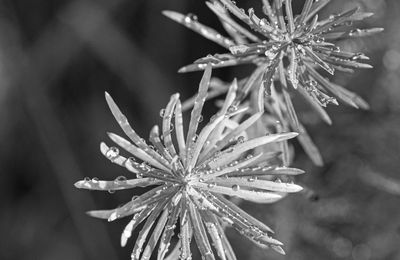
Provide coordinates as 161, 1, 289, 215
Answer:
0, 0, 399, 259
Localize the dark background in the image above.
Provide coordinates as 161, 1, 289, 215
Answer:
1, 0, 399, 259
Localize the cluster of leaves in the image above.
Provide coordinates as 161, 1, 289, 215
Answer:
164, 0, 382, 165
75, 1, 381, 260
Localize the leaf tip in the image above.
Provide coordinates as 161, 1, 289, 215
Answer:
104, 91, 112, 101
287, 132, 299, 139
74, 180, 84, 189
178, 66, 188, 73
161, 10, 180, 21
271, 245, 286, 255
100, 142, 109, 154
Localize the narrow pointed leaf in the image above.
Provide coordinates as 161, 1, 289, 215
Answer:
210, 177, 303, 193
200, 211, 227, 260
208, 132, 298, 168
216, 194, 275, 234
206, 216, 237, 260
303, 46, 335, 74
205, 193, 283, 245
186, 64, 212, 163
180, 196, 192, 260
174, 99, 187, 162
305, 0, 330, 22
226, 166, 305, 177
141, 208, 170, 260
162, 10, 234, 48
106, 134, 170, 172
202, 153, 263, 181
131, 199, 169, 260
236, 65, 267, 103
105, 92, 170, 169
297, 85, 332, 124
149, 126, 173, 162
298, 0, 313, 25
157, 197, 181, 260
187, 115, 225, 171
347, 27, 384, 38
195, 182, 283, 203
288, 47, 299, 89
121, 206, 156, 247
285, 0, 295, 34
296, 124, 324, 166
162, 94, 179, 158
188, 201, 215, 260
206, 1, 260, 42
164, 242, 180, 260
201, 112, 262, 162
74, 177, 160, 191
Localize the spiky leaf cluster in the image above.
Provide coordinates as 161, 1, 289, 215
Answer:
165, 0, 381, 107
164, 0, 382, 165
75, 65, 304, 260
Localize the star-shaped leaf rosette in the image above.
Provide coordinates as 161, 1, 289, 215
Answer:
75, 65, 304, 260
163, 0, 382, 165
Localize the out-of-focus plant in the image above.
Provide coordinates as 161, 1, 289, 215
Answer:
75, 1, 381, 259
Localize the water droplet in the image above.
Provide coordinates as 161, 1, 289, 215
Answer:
232, 184, 240, 191
114, 176, 127, 184
106, 147, 119, 161
308, 79, 318, 87
237, 136, 245, 143
227, 105, 238, 113
229, 45, 249, 55
264, 49, 277, 60
92, 177, 99, 183
108, 189, 115, 194
197, 115, 203, 123
184, 13, 198, 23
226, 147, 234, 153
260, 18, 267, 27
159, 109, 166, 117
352, 52, 364, 60
207, 183, 216, 188
290, 77, 299, 86
117, 114, 128, 124
126, 157, 136, 165
84, 177, 91, 182
247, 176, 257, 182
140, 162, 151, 172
